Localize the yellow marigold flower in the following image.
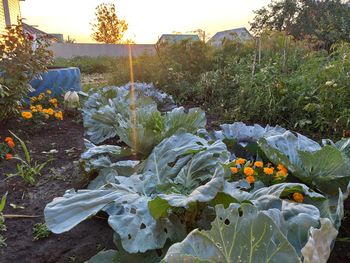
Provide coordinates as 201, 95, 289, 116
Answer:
50, 98, 57, 104
54, 111, 63, 120
263, 167, 274, 175
36, 105, 43, 111
32, 108, 38, 113
235, 158, 246, 165
293, 192, 304, 203
47, 108, 54, 116
254, 161, 263, 168
54, 103, 58, 108
38, 95, 43, 100
42, 109, 49, 114
277, 164, 288, 175
244, 167, 254, 177
47, 89, 52, 94
30, 106, 36, 110
246, 175, 255, 184
21, 111, 33, 119
275, 171, 287, 179
230, 167, 239, 174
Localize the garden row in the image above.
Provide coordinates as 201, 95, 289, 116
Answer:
55, 31, 350, 140
43, 83, 350, 262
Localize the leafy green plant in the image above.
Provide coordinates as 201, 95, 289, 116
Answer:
0, 19, 53, 122
33, 223, 51, 241
6, 131, 50, 185
0, 192, 8, 247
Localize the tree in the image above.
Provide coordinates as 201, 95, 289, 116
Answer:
65, 35, 76, 43
250, 0, 350, 49
91, 3, 128, 44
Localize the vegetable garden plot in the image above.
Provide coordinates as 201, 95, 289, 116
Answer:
44, 83, 350, 263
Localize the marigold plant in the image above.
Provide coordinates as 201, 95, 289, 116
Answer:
0, 136, 15, 161
228, 158, 288, 186
21, 91, 64, 124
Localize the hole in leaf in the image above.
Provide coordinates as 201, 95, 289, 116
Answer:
140, 223, 146, 229
128, 234, 132, 240
130, 208, 136, 214
224, 219, 230, 225
164, 228, 168, 234
238, 208, 243, 217
213, 153, 220, 158
156, 249, 162, 257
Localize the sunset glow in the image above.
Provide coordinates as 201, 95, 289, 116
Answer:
21, 0, 270, 43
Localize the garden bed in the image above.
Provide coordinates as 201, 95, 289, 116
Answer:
0, 117, 114, 263
0, 115, 349, 262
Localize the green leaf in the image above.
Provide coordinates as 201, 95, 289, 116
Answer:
0, 192, 8, 213
148, 197, 171, 220
163, 204, 300, 263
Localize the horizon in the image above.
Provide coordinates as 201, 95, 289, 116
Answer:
20, 0, 270, 43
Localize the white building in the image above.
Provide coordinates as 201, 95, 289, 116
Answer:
208, 27, 252, 46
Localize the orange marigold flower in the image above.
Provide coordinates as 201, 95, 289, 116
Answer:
49, 98, 57, 104
47, 108, 54, 116
275, 171, 287, 179
244, 167, 254, 177
21, 111, 33, 119
246, 175, 255, 184
263, 167, 274, 175
293, 192, 304, 203
5, 153, 13, 160
5, 137, 13, 143
254, 161, 263, 168
36, 105, 43, 111
7, 140, 15, 148
54, 111, 63, 120
235, 158, 246, 165
230, 167, 239, 174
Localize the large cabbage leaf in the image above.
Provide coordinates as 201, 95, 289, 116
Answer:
45, 133, 229, 253
259, 132, 350, 195
301, 218, 338, 263
83, 83, 176, 144
163, 204, 300, 263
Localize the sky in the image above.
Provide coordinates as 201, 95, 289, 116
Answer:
20, 0, 271, 44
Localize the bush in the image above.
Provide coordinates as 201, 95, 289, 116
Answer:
0, 20, 53, 122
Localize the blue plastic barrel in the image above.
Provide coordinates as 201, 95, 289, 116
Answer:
29, 67, 81, 97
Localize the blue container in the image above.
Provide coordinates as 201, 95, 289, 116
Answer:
29, 67, 81, 97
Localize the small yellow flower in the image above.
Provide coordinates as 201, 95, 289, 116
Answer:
47, 89, 52, 94
293, 192, 304, 203
21, 111, 33, 119
275, 171, 287, 179
235, 158, 246, 165
42, 109, 49, 114
38, 95, 43, 100
243, 167, 254, 177
54, 103, 58, 108
49, 98, 57, 104
263, 167, 274, 175
277, 164, 288, 175
254, 161, 263, 168
30, 105, 36, 110
32, 108, 38, 113
246, 175, 255, 184
230, 167, 239, 174
54, 111, 63, 120
36, 105, 43, 111
47, 108, 54, 116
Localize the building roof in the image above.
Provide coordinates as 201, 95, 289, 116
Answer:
208, 27, 252, 46
157, 34, 200, 45
23, 23, 58, 41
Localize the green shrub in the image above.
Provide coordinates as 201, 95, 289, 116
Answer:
0, 20, 53, 122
